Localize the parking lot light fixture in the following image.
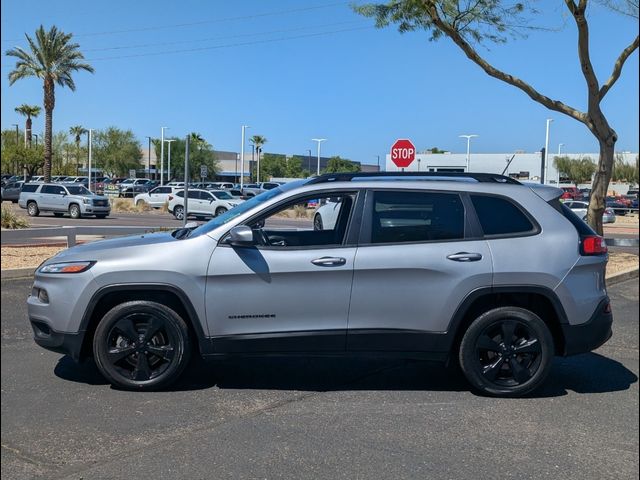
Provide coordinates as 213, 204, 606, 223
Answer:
459, 134, 478, 172
160, 127, 168, 185
544, 119, 553, 184
312, 138, 327, 176
240, 126, 250, 190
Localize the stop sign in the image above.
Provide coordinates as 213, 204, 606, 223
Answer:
390, 139, 416, 168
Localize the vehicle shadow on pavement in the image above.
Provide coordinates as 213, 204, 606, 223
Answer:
54, 352, 637, 396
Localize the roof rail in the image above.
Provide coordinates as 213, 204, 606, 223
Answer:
306, 172, 521, 185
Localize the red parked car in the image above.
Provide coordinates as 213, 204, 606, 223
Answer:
561, 186, 582, 200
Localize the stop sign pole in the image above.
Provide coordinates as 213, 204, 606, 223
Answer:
390, 139, 416, 170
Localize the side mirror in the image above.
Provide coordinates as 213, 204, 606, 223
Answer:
228, 225, 255, 246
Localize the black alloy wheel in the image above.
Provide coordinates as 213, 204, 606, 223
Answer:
459, 307, 554, 397
313, 214, 323, 231
93, 301, 191, 390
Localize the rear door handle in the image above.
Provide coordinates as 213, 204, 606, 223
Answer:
447, 252, 483, 262
311, 256, 347, 267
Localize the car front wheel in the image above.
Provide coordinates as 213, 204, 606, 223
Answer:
69, 204, 81, 219
93, 301, 191, 390
458, 307, 554, 397
215, 207, 227, 217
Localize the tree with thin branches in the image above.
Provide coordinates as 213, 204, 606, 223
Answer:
14, 104, 41, 146
6, 25, 94, 182
355, 0, 639, 234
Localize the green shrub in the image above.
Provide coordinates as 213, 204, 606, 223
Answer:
1, 206, 30, 229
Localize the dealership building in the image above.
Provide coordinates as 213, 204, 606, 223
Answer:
384, 151, 638, 185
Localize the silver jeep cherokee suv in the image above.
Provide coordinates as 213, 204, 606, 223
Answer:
28, 173, 612, 396
19, 182, 111, 219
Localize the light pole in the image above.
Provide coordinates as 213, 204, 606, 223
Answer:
240, 125, 250, 189
312, 138, 326, 176
544, 119, 553, 184
11, 124, 19, 174
160, 127, 168, 185
307, 149, 312, 175
459, 134, 478, 172
374, 155, 380, 171
33, 134, 39, 147
164, 139, 175, 182
88, 129, 94, 192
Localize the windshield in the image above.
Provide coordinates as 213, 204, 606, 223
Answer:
190, 181, 306, 237
66, 186, 92, 195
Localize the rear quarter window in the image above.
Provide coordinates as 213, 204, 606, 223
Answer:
21, 184, 39, 193
470, 195, 535, 236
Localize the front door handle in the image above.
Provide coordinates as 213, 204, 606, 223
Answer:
311, 256, 347, 267
447, 252, 483, 262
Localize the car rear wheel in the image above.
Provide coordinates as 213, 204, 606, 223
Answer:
458, 307, 554, 397
215, 207, 227, 217
93, 301, 191, 390
173, 205, 185, 220
69, 204, 81, 219
27, 201, 39, 217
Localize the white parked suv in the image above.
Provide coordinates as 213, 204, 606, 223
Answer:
134, 186, 181, 208
167, 189, 243, 220
313, 199, 341, 230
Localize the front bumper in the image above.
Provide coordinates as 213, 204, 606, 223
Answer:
561, 297, 613, 356
81, 205, 111, 215
30, 318, 84, 362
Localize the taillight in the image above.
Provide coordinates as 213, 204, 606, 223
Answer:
605, 208, 614, 215
581, 235, 608, 255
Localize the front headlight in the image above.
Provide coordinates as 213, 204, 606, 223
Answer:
39, 261, 95, 274
83, 198, 91, 204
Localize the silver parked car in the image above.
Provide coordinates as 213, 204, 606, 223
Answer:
27, 172, 612, 396
19, 183, 111, 219
564, 200, 616, 224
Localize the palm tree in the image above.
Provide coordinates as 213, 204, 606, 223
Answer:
6, 25, 94, 182
14, 104, 41, 145
189, 132, 205, 150
249, 135, 267, 183
69, 125, 87, 169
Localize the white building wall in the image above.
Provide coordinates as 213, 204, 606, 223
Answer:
385, 152, 638, 185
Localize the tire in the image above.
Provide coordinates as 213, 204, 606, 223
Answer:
27, 201, 39, 217
313, 214, 323, 231
93, 300, 192, 390
136, 200, 146, 207
458, 307, 554, 397
173, 205, 185, 220
215, 207, 227, 217
69, 203, 81, 219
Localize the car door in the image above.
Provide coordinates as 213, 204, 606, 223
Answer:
346, 189, 493, 352
38, 185, 59, 209
205, 190, 360, 353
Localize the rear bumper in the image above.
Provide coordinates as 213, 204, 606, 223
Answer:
561, 297, 613, 356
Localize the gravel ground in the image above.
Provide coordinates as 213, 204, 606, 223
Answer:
1, 244, 638, 275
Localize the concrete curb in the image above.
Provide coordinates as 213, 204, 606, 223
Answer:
606, 266, 640, 286
1, 267, 37, 280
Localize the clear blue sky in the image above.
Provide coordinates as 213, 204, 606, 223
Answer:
1, 0, 638, 165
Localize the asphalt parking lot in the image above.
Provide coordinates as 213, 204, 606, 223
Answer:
1, 277, 638, 480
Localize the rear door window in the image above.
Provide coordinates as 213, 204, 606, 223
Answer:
368, 190, 465, 244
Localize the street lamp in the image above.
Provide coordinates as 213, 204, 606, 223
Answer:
164, 139, 175, 182
307, 149, 312, 175
160, 127, 168, 185
459, 134, 478, 172
374, 155, 380, 171
312, 138, 326, 176
240, 125, 250, 189
544, 118, 553, 184
33, 134, 39, 147
145, 136, 152, 179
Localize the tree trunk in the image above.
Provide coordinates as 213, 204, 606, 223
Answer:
26, 117, 32, 145
588, 137, 616, 236
43, 76, 55, 183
